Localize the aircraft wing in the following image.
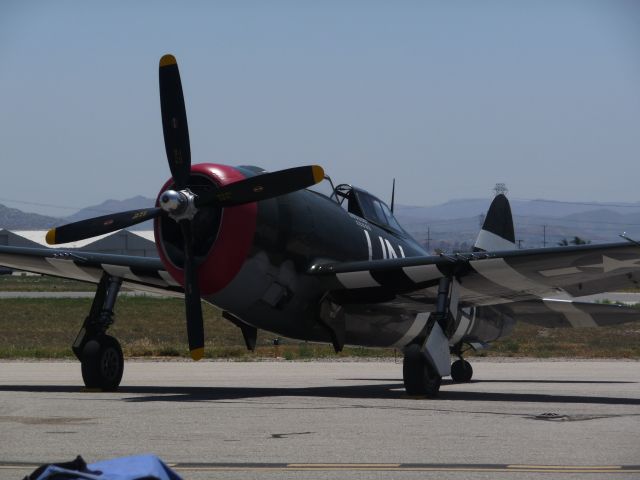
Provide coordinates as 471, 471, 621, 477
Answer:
309, 241, 640, 306
487, 298, 640, 328
0, 245, 183, 297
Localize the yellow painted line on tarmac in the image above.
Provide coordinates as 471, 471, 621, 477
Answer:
288, 463, 401, 467
500, 470, 637, 474
287, 468, 507, 472
509, 464, 622, 470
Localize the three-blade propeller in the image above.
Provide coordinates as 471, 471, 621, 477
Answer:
46, 54, 324, 360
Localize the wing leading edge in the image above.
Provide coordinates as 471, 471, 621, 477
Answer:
309, 241, 640, 306
0, 245, 183, 297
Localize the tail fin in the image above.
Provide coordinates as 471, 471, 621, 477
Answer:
474, 194, 516, 251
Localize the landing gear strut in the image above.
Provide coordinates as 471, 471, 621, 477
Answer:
402, 277, 456, 396
72, 274, 124, 390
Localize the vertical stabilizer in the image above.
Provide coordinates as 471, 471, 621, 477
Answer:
474, 194, 516, 251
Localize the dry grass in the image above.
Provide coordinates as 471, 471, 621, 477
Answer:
0, 297, 638, 359
1, 276, 639, 359
474, 321, 640, 358
0, 297, 393, 359
0, 275, 94, 292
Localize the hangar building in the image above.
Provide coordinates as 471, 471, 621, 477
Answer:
0, 230, 157, 257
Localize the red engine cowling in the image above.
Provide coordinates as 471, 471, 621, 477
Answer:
154, 164, 257, 295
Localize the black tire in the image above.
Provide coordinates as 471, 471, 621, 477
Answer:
402, 344, 441, 397
81, 335, 124, 391
450, 359, 473, 383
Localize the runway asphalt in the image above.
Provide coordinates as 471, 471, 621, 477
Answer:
0, 359, 639, 479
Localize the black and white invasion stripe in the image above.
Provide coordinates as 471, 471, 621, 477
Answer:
0, 246, 182, 295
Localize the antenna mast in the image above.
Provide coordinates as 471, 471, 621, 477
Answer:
390, 178, 396, 213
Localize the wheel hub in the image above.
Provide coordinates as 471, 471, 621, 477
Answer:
100, 348, 120, 380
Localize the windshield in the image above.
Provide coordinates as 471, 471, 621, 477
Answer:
354, 190, 403, 232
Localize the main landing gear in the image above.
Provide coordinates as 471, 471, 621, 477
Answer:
72, 274, 124, 390
403, 344, 441, 396
403, 348, 474, 392
402, 277, 455, 397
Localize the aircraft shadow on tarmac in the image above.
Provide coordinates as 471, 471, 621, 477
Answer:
0, 381, 638, 406
342, 378, 635, 384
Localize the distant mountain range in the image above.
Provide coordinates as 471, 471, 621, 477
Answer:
397, 198, 640, 220
3, 196, 640, 251
0, 204, 63, 230
0, 196, 155, 231
395, 198, 640, 251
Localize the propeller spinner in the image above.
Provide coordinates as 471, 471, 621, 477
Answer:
46, 54, 324, 360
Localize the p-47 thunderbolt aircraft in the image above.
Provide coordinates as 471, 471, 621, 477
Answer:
2, 54, 640, 395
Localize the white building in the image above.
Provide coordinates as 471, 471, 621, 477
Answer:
1, 230, 158, 257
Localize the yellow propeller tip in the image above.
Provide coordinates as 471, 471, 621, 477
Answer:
312, 165, 325, 184
160, 54, 177, 67
45, 229, 56, 245
190, 347, 204, 361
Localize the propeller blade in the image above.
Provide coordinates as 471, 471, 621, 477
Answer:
46, 208, 162, 245
179, 220, 205, 360
159, 54, 191, 190
195, 165, 324, 208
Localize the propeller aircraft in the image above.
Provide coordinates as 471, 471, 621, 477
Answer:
2, 54, 640, 395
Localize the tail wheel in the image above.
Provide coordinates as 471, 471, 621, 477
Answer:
81, 335, 124, 391
403, 344, 441, 397
451, 359, 473, 383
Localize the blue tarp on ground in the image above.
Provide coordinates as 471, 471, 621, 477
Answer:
31, 454, 182, 480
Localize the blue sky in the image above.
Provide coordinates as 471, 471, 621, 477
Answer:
1, 1, 639, 216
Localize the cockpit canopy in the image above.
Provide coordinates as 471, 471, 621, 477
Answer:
333, 184, 404, 233
306, 174, 406, 234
